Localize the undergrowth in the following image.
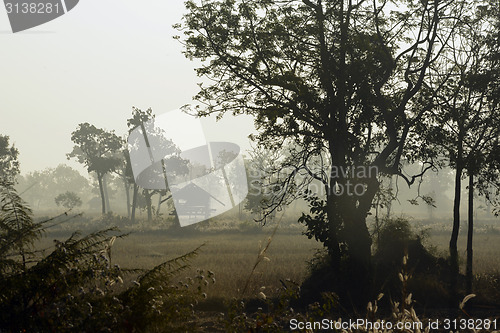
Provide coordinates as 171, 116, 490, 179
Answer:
0, 181, 493, 332
0, 180, 213, 332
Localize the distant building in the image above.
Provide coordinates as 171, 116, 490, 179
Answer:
172, 183, 222, 220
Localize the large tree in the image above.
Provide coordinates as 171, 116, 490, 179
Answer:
179, 0, 463, 303
127, 107, 157, 223
126, 107, 188, 223
68, 123, 122, 214
114, 146, 134, 219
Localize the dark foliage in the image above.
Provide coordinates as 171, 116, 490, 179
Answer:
0, 181, 212, 332
373, 217, 449, 309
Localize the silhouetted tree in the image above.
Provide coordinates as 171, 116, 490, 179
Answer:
126, 107, 188, 223
179, 0, 464, 304
17, 164, 91, 210
464, 2, 500, 294
54, 191, 82, 210
68, 123, 122, 214
424, 1, 500, 301
0, 134, 20, 183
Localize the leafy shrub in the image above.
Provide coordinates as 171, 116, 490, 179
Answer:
224, 279, 305, 332
92, 211, 131, 229
299, 248, 338, 306
373, 217, 448, 308
54, 191, 82, 209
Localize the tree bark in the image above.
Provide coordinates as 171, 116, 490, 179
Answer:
325, 162, 377, 308
326, 186, 341, 270
103, 174, 111, 213
466, 172, 474, 294
131, 184, 138, 223
343, 209, 373, 306
157, 193, 162, 217
124, 180, 131, 218
97, 172, 106, 215
144, 189, 153, 222
450, 132, 464, 308
387, 176, 393, 217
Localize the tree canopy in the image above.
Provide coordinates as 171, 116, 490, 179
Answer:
17, 164, 91, 210
179, 0, 467, 304
0, 135, 20, 183
68, 123, 122, 214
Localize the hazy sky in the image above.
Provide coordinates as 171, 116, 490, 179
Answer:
0, 0, 255, 176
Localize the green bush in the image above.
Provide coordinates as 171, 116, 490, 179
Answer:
373, 217, 448, 308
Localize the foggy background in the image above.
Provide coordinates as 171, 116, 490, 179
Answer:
0, 1, 495, 223
0, 0, 254, 174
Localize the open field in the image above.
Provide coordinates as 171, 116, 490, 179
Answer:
38, 227, 322, 300
427, 232, 500, 276
37, 224, 500, 301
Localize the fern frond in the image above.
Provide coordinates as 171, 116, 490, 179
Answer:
138, 243, 204, 287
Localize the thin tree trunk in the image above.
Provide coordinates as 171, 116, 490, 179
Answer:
466, 172, 474, 294
97, 173, 106, 214
375, 191, 381, 245
144, 190, 153, 222
387, 176, 393, 217
450, 134, 463, 309
124, 180, 131, 218
103, 174, 111, 213
131, 184, 138, 223
157, 193, 162, 217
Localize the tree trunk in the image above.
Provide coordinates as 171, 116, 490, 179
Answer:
466, 172, 474, 294
124, 180, 131, 218
97, 172, 106, 215
325, 172, 376, 308
344, 176, 378, 307
103, 174, 111, 213
131, 184, 138, 223
450, 134, 463, 309
157, 193, 162, 217
144, 189, 153, 222
326, 188, 341, 270
344, 210, 372, 306
387, 176, 393, 217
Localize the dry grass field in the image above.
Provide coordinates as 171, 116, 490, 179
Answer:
36, 220, 500, 302
427, 232, 500, 275
37, 225, 322, 300
112, 229, 322, 300
25, 216, 500, 332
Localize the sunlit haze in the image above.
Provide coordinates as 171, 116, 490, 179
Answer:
0, 0, 255, 175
